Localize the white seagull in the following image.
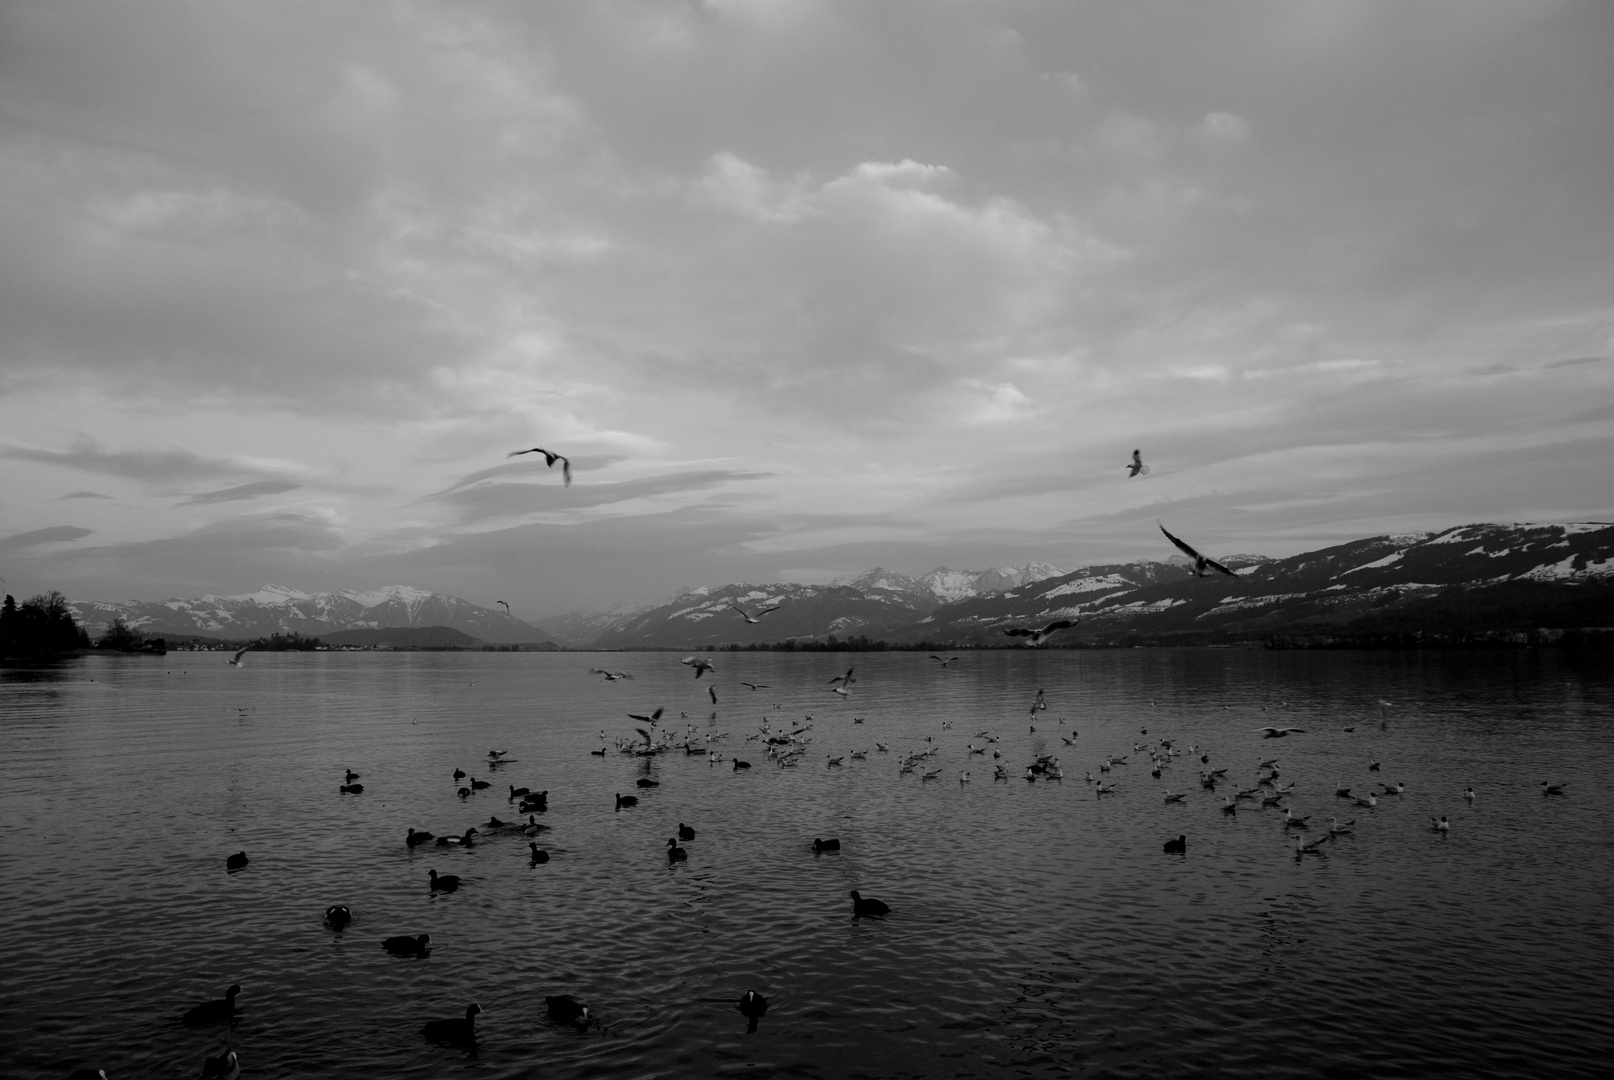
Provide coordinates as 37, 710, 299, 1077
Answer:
227, 647, 249, 667
1002, 620, 1078, 647
681, 657, 716, 679
728, 602, 780, 624
1127, 449, 1149, 478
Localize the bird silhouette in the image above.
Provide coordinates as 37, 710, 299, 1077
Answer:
506, 447, 571, 485
729, 602, 780, 624
1158, 521, 1238, 577
1128, 449, 1149, 478
1002, 620, 1077, 647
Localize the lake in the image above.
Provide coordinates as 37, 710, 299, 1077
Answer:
2, 648, 1610, 1079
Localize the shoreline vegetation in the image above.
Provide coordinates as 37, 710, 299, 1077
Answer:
5, 585, 1611, 660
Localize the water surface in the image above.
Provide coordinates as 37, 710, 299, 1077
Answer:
2, 648, 1610, 1079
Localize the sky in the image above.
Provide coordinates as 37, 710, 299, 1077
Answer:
2, 0, 1611, 620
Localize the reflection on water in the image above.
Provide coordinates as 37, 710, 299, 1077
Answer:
2, 648, 1611, 1079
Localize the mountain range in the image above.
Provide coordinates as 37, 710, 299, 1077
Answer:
65, 523, 1614, 649
69, 585, 552, 645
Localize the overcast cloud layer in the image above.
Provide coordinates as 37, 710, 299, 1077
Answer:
2, 1, 1610, 618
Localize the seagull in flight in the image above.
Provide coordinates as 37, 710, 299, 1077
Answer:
681, 656, 715, 678
740, 681, 769, 691
1254, 726, 1306, 739
729, 602, 780, 624
506, 446, 572, 486
1002, 620, 1077, 647
1157, 521, 1238, 578
496, 600, 511, 615
929, 655, 961, 667
589, 668, 633, 681
1127, 449, 1149, 478
828, 667, 856, 688
628, 707, 664, 726
227, 647, 250, 667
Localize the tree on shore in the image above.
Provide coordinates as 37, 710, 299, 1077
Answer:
97, 616, 147, 652
0, 591, 92, 656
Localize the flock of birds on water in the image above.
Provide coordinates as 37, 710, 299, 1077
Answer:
71, 443, 1576, 1079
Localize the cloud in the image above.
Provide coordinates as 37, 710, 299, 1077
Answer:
423, 468, 774, 523
58, 490, 112, 500
0, 525, 94, 553
177, 480, 301, 506
0, 437, 286, 485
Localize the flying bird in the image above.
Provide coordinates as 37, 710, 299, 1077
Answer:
1128, 449, 1149, 478
590, 668, 633, 681
1157, 521, 1238, 578
729, 602, 780, 624
681, 656, 715, 678
929, 655, 961, 667
1254, 726, 1306, 738
708, 685, 718, 705
828, 667, 856, 687
227, 647, 249, 667
496, 600, 510, 615
628, 707, 664, 725
1002, 620, 1077, 647
740, 681, 770, 691
506, 446, 571, 485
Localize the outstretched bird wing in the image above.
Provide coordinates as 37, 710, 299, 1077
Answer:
1157, 521, 1203, 561
507, 447, 572, 486
1200, 555, 1238, 577
1040, 620, 1077, 635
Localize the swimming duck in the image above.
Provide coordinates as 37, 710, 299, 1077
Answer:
198, 1049, 240, 1080
428, 869, 461, 892
406, 828, 434, 847
344, 769, 360, 783
383, 933, 432, 956
182, 984, 241, 1026
812, 837, 840, 852
324, 905, 352, 931
739, 989, 768, 1033
545, 994, 589, 1030
1430, 816, 1450, 833
508, 784, 530, 800
678, 822, 696, 841
225, 852, 248, 872
521, 815, 549, 835
452, 768, 465, 781
528, 842, 550, 864
339, 782, 364, 794
850, 890, 890, 918
615, 792, 638, 809
1541, 781, 1567, 796
421, 1003, 481, 1045
667, 837, 688, 861
469, 777, 490, 790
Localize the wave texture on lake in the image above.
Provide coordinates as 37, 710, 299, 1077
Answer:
2, 648, 1610, 1079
